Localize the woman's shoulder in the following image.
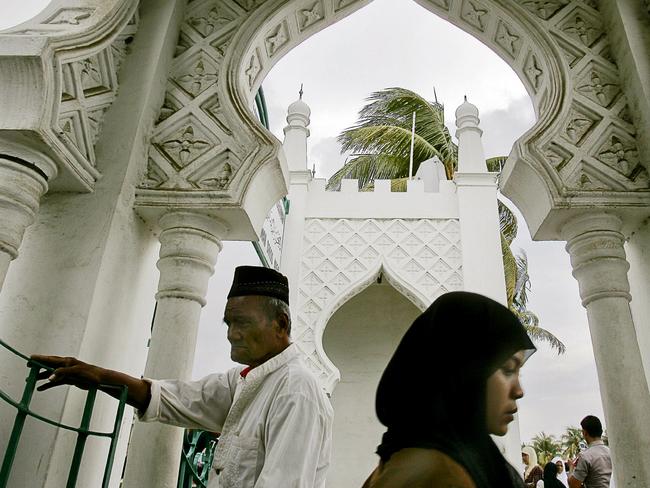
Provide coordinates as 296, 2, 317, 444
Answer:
362, 448, 477, 488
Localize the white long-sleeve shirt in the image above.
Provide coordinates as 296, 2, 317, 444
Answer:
139, 344, 333, 488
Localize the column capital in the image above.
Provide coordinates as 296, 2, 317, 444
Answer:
155, 212, 228, 306
563, 212, 631, 306
0, 157, 51, 258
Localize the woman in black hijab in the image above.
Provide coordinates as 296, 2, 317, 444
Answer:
538, 461, 568, 488
362, 291, 535, 488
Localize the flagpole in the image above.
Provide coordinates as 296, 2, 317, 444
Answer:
409, 111, 416, 180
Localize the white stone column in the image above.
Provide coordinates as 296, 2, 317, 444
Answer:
122, 211, 227, 488
563, 212, 650, 488
0, 154, 55, 291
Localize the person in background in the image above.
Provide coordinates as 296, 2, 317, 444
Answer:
522, 446, 544, 488
552, 456, 569, 487
537, 462, 569, 488
568, 416, 612, 488
361, 291, 536, 488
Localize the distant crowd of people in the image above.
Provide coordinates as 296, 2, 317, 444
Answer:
522, 415, 613, 488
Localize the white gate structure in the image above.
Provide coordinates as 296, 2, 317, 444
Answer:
278, 95, 521, 480
0, 1, 649, 486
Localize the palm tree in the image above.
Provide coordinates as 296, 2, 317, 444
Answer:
561, 426, 583, 459
328, 87, 565, 353
531, 432, 562, 465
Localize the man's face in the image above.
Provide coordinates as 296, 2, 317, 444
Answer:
224, 295, 286, 367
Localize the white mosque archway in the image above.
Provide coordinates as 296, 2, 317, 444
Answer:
293, 215, 463, 394
322, 279, 422, 487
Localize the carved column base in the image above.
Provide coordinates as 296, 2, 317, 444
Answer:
122, 211, 227, 488
563, 212, 650, 488
0, 156, 53, 291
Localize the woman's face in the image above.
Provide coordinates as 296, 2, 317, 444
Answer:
486, 350, 525, 435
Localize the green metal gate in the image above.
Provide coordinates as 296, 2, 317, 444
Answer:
0, 338, 128, 488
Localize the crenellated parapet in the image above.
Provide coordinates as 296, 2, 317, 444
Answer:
0, 0, 140, 191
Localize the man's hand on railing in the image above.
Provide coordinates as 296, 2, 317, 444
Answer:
31, 355, 103, 392
30, 355, 152, 412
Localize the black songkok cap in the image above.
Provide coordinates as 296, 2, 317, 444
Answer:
227, 266, 289, 305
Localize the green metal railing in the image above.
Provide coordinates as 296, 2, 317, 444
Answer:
177, 430, 218, 488
0, 338, 128, 488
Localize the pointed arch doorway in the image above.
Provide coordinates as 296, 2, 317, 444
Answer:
323, 279, 421, 487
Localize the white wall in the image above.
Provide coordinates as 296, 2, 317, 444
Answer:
626, 219, 650, 388
322, 281, 420, 488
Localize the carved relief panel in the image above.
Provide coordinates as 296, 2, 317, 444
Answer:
57, 13, 139, 168
142, 0, 251, 192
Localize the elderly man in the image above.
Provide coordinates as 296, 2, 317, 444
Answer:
34, 266, 333, 487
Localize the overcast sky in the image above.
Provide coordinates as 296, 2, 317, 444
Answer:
1, 0, 606, 445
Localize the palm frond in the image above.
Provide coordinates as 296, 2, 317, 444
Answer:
498, 200, 518, 244
339, 87, 457, 177
501, 233, 517, 307
390, 177, 409, 192
520, 317, 567, 354
338, 125, 442, 163
486, 156, 508, 173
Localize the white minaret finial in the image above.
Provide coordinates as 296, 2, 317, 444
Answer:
283, 89, 311, 172
454, 97, 486, 173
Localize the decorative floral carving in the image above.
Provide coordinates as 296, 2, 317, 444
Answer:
189, 7, 234, 37
577, 68, 619, 107
334, 0, 357, 12
563, 105, 598, 146
299, 2, 324, 31
543, 144, 572, 173
245, 51, 261, 88
174, 59, 218, 97
158, 125, 212, 167
596, 134, 639, 177
265, 23, 289, 57
461, 0, 489, 31
524, 52, 543, 90
79, 56, 105, 94
495, 21, 521, 58
54, 15, 137, 168
521, 0, 568, 20
560, 11, 602, 48
200, 162, 233, 189
156, 94, 182, 124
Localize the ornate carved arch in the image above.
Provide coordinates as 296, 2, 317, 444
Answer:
212, 0, 647, 238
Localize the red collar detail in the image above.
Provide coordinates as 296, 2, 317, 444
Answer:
240, 366, 252, 378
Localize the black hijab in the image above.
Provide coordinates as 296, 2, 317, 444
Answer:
542, 462, 566, 488
375, 291, 535, 488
